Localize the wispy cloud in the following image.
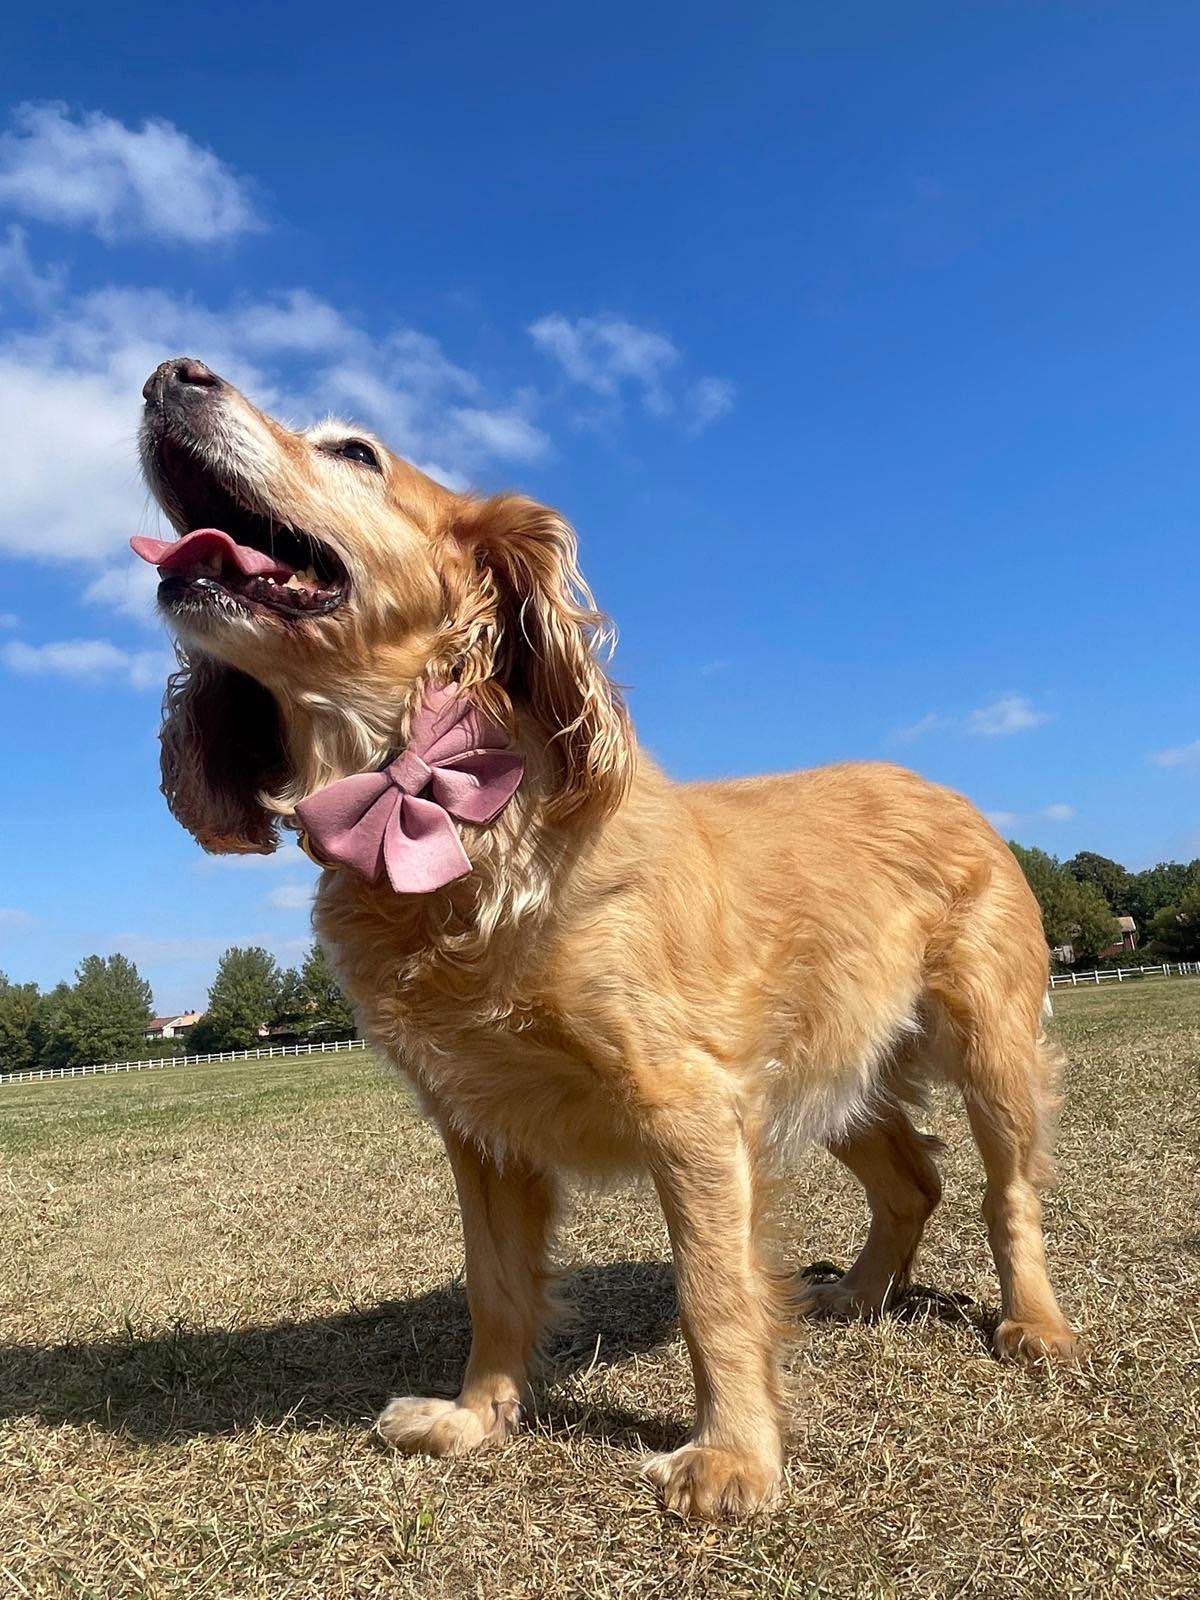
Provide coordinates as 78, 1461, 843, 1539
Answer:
890, 711, 948, 744
890, 694, 1049, 744
195, 842, 317, 874
103, 933, 233, 965
985, 803, 1074, 831
82, 561, 162, 624
965, 694, 1049, 737
266, 882, 314, 911
529, 312, 734, 431
0, 222, 65, 308
1151, 739, 1200, 771
0, 906, 33, 929
2, 636, 170, 690
0, 102, 263, 244
686, 375, 737, 432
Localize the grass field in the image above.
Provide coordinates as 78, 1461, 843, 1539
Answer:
1, 983, 1197, 1598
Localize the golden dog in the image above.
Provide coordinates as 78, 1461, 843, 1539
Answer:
136, 355, 1077, 1521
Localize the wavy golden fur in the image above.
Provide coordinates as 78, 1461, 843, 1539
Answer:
140, 357, 1077, 1521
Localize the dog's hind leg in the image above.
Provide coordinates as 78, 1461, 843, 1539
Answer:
927, 874, 1079, 1365
377, 1122, 558, 1456
954, 1027, 1079, 1364
799, 1103, 943, 1321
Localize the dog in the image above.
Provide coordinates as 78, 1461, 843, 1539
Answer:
134, 355, 1078, 1521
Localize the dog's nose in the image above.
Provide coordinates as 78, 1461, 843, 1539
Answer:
142, 357, 222, 402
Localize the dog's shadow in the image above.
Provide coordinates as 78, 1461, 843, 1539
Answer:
0, 1260, 681, 1446
796, 1260, 1001, 1345
1, 1259, 1001, 1449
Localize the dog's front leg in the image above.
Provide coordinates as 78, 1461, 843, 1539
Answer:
377, 1122, 557, 1457
642, 1095, 784, 1520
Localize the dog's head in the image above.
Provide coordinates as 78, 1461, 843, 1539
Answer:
138, 358, 630, 855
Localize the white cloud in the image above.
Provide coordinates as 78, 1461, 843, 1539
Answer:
965, 694, 1049, 737
2, 636, 170, 690
196, 841, 316, 873
0, 223, 65, 308
0, 276, 549, 571
529, 312, 733, 430
0, 612, 17, 629
0, 907, 33, 929
83, 560, 162, 624
104, 933, 231, 965
530, 313, 677, 404
266, 881, 315, 911
892, 695, 1049, 744
890, 711, 947, 744
1151, 740, 1200, 771
985, 802, 1074, 830
0, 102, 263, 244
687, 376, 737, 432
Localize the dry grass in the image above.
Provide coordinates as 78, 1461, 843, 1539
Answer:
1, 982, 1197, 1598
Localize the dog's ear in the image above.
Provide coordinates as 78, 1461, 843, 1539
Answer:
448, 494, 632, 819
159, 649, 288, 854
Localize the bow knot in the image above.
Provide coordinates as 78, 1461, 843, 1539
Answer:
294, 685, 524, 894
388, 749, 432, 796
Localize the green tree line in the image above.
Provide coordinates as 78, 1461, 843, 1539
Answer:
1009, 845, 1200, 967
0, 943, 356, 1075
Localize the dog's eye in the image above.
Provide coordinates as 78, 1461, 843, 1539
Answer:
335, 439, 380, 470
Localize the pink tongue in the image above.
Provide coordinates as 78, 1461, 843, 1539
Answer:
130, 529, 294, 581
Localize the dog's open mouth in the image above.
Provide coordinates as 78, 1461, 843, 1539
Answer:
131, 448, 349, 621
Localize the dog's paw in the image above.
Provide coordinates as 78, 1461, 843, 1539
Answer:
641, 1443, 781, 1521
375, 1394, 519, 1457
795, 1275, 888, 1322
993, 1318, 1080, 1367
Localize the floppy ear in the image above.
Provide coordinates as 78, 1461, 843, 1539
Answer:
159, 648, 288, 854
448, 494, 632, 819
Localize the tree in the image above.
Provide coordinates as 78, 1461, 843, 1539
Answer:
299, 943, 357, 1040
273, 965, 309, 1034
40, 955, 153, 1069
190, 946, 281, 1052
0, 973, 42, 1075
1071, 879, 1123, 962
1066, 852, 1131, 914
270, 945, 357, 1042
33, 981, 73, 1069
1147, 884, 1200, 962
1008, 843, 1119, 960
1125, 860, 1200, 935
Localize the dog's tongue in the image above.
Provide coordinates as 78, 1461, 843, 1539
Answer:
130, 529, 294, 580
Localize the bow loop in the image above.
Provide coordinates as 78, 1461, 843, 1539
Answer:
294, 685, 524, 894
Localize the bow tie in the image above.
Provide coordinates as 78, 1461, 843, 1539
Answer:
294, 685, 524, 894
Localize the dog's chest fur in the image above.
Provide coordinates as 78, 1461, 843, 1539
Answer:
312, 864, 643, 1174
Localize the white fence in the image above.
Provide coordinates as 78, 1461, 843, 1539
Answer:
4, 961, 1198, 1084
0, 1036, 367, 1087
1049, 961, 1200, 989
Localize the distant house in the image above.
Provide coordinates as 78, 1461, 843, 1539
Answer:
1099, 916, 1138, 959
142, 1011, 202, 1041
1052, 916, 1138, 967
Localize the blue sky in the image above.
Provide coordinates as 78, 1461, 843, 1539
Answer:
1, 2, 1197, 1013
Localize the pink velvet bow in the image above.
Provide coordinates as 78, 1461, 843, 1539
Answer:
294, 685, 524, 894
